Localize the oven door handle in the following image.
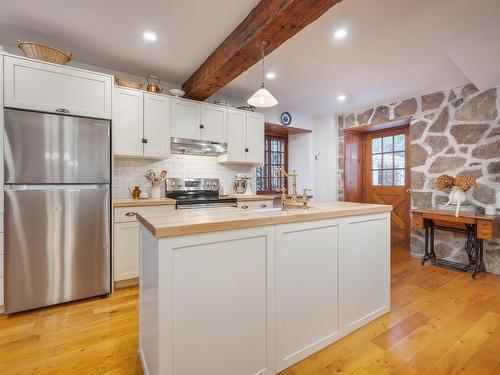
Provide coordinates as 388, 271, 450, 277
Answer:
176, 202, 238, 209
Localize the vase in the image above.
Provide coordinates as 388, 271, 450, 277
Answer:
446, 187, 466, 217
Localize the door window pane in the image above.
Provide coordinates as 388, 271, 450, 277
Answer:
372, 154, 382, 169
373, 171, 382, 185
382, 153, 393, 169
394, 134, 405, 151
394, 169, 405, 186
383, 170, 393, 185
383, 136, 393, 152
394, 152, 405, 168
372, 138, 382, 153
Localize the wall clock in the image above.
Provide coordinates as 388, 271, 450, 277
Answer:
280, 112, 292, 126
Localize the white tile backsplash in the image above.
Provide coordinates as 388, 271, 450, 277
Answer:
113, 154, 256, 199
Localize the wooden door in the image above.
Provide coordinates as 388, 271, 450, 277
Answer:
364, 128, 410, 244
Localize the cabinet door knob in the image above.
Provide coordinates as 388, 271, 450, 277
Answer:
125, 212, 136, 217
56, 108, 70, 114
260, 204, 267, 208
245, 148, 249, 152
142, 138, 148, 144
199, 124, 205, 129
241, 205, 248, 209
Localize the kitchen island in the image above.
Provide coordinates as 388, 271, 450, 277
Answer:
136, 202, 392, 375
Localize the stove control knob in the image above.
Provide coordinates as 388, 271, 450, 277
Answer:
178, 182, 182, 187
171, 181, 176, 186
212, 182, 216, 187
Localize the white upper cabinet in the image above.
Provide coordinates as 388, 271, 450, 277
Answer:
3, 56, 112, 119
245, 112, 265, 164
226, 109, 247, 162
144, 93, 171, 158
171, 98, 200, 140
201, 104, 227, 143
220, 109, 264, 165
113, 87, 143, 157
113, 87, 171, 159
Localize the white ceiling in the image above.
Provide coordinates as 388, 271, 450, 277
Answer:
0, 0, 259, 82
1, 0, 499, 116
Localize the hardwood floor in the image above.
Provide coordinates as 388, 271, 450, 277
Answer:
1, 245, 499, 374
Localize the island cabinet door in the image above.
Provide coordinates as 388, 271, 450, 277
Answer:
341, 212, 391, 335
275, 219, 342, 372
151, 226, 276, 375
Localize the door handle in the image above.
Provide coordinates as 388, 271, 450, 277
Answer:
406, 189, 412, 193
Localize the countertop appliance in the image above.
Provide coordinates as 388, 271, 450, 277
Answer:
233, 173, 254, 195
3, 109, 111, 314
165, 178, 236, 209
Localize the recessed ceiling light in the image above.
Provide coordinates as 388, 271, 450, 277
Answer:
334, 28, 348, 40
143, 31, 158, 42
337, 94, 347, 102
266, 72, 276, 79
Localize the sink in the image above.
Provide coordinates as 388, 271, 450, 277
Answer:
251, 208, 283, 213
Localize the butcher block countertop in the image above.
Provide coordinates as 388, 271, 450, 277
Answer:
113, 198, 176, 207
136, 201, 392, 238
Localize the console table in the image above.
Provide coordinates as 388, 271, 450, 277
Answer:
412, 209, 500, 279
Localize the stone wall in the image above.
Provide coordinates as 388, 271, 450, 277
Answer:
337, 84, 500, 274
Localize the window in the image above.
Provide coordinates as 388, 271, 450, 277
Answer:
371, 134, 405, 186
256, 134, 288, 193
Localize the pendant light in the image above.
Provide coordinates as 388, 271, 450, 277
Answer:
247, 41, 278, 108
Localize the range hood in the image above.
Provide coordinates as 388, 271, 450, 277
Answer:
171, 137, 227, 156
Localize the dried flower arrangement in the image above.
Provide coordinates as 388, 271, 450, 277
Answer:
435, 174, 476, 217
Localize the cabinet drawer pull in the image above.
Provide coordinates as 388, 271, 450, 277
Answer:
241, 205, 248, 209
56, 108, 70, 114
125, 212, 136, 217
260, 204, 267, 208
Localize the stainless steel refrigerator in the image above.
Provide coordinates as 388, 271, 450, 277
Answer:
3, 109, 111, 314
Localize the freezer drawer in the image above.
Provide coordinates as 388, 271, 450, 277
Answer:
4, 184, 110, 313
4, 109, 110, 184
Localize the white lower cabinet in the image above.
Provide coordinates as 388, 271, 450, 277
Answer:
139, 212, 391, 375
275, 220, 342, 371
113, 205, 175, 285
114, 222, 140, 281
341, 214, 391, 334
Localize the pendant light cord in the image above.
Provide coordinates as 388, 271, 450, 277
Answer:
261, 45, 265, 88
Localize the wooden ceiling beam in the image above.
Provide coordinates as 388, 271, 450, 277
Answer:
182, 0, 343, 101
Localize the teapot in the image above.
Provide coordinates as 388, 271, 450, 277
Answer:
146, 74, 163, 94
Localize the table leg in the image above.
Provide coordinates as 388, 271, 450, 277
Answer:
430, 222, 436, 260
422, 219, 430, 265
472, 225, 480, 280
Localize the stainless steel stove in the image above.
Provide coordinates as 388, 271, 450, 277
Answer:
165, 178, 237, 209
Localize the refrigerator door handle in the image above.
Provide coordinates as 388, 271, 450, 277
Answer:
4, 184, 109, 190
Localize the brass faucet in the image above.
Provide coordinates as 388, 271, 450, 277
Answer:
275, 168, 311, 211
